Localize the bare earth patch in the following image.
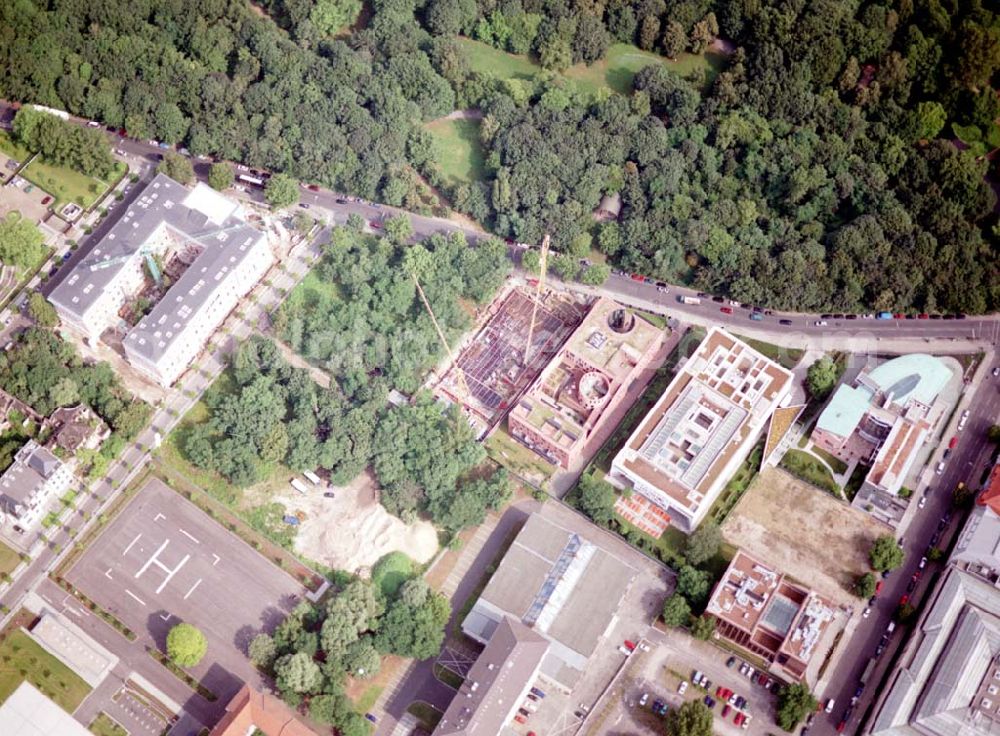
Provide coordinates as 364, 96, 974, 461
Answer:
267, 470, 439, 575
721, 465, 886, 605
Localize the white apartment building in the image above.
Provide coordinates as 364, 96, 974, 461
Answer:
49, 174, 273, 387
0, 440, 73, 530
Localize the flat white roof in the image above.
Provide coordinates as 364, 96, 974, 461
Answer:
0, 682, 92, 736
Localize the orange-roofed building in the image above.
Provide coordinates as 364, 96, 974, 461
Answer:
978, 463, 1000, 516
210, 684, 318, 736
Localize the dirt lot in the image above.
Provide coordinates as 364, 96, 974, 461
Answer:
722, 466, 886, 605
266, 470, 439, 575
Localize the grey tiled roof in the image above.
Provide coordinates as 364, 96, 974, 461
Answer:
48, 174, 267, 364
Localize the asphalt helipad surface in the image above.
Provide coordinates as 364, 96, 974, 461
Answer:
67, 478, 304, 687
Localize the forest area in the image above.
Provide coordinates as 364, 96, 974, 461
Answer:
0, 0, 996, 311
183, 219, 512, 534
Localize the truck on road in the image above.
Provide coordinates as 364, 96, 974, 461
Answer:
677, 295, 701, 305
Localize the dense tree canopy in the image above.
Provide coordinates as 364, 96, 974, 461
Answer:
275, 226, 508, 395
260, 574, 448, 734
166, 623, 207, 667
0, 327, 150, 441
12, 108, 115, 180
0, 216, 47, 271
1, 0, 996, 312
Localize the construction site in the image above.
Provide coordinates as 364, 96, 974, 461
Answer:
432, 242, 589, 439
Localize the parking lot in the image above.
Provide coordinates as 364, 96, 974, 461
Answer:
591, 625, 779, 736
66, 479, 305, 700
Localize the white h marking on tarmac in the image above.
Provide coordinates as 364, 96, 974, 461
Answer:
135, 539, 169, 579
179, 529, 200, 544
126, 590, 146, 606
123, 534, 142, 556
155, 554, 190, 595
183, 579, 203, 600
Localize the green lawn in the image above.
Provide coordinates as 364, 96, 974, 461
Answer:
0, 541, 20, 577
811, 446, 848, 475
779, 449, 839, 494
425, 118, 486, 189
282, 267, 342, 312
20, 156, 125, 210
565, 43, 726, 95
89, 712, 128, 736
457, 38, 725, 99
406, 701, 443, 732
484, 425, 557, 489
733, 334, 804, 370
0, 629, 92, 711
0, 132, 32, 163
371, 552, 417, 599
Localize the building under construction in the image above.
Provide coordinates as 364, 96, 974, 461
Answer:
433, 285, 587, 438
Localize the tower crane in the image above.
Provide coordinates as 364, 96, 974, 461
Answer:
411, 272, 472, 401
524, 233, 550, 365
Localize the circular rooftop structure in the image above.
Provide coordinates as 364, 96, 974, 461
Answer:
578, 371, 610, 409
607, 308, 635, 334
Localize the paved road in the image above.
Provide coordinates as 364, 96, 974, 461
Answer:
0, 224, 324, 732
5, 97, 992, 344
810, 352, 1000, 736
4, 99, 1000, 734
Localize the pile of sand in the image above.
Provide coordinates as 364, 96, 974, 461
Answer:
275, 470, 439, 575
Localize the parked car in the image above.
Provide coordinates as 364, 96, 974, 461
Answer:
726, 656, 737, 668
919, 556, 927, 569
721, 306, 734, 314
364, 713, 378, 724
815, 320, 828, 326
779, 319, 793, 325
323, 491, 335, 498
918, 496, 926, 509
639, 692, 649, 707
704, 696, 715, 709
825, 699, 836, 713
41, 195, 52, 205
722, 705, 731, 718
677, 681, 688, 695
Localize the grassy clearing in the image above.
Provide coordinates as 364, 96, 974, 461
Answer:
89, 712, 128, 736
0, 541, 20, 576
407, 701, 443, 732
20, 156, 124, 210
779, 449, 838, 494
811, 446, 848, 475
706, 440, 764, 526
371, 552, 417, 599
484, 425, 556, 490
733, 334, 804, 370
0, 132, 31, 163
566, 43, 725, 95
0, 629, 91, 711
458, 39, 724, 98
425, 118, 486, 189
281, 267, 342, 313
